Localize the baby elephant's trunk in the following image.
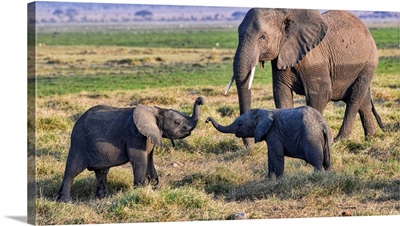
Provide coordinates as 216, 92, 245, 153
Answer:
190, 96, 206, 122
205, 117, 237, 134
187, 96, 206, 131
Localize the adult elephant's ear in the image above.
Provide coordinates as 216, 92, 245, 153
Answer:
133, 105, 162, 147
277, 9, 327, 70
253, 110, 274, 143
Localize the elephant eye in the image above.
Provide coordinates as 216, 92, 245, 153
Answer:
284, 19, 293, 32
174, 120, 181, 126
260, 34, 266, 40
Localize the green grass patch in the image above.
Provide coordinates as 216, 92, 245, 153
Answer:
377, 56, 400, 75
37, 29, 239, 49
37, 63, 272, 97
369, 27, 399, 49
37, 27, 397, 50
36, 63, 231, 96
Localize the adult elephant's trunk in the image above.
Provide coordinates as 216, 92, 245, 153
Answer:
188, 96, 206, 127
205, 117, 238, 134
228, 38, 259, 147
224, 35, 259, 117
232, 40, 259, 116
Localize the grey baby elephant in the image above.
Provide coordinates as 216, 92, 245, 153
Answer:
56, 96, 205, 202
206, 106, 332, 178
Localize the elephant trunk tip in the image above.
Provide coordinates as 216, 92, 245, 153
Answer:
196, 96, 206, 105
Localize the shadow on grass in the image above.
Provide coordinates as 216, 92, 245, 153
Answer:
369, 178, 400, 202
36, 174, 131, 202
384, 121, 400, 132
229, 171, 400, 203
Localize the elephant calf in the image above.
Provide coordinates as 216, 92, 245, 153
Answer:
206, 106, 332, 178
56, 96, 205, 202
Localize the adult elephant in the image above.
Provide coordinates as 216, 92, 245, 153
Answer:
225, 8, 384, 145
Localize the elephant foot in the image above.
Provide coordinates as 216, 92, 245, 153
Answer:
96, 187, 109, 199
333, 133, 349, 143
146, 176, 159, 189
96, 185, 108, 199
333, 136, 343, 143
56, 194, 71, 203
96, 193, 109, 199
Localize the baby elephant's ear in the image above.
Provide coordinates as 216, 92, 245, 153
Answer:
253, 110, 274, 143
133, 105, 162, 147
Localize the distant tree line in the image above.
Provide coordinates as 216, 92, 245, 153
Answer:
30, 7, 399, 24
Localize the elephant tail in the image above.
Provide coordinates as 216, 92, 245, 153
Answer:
322, 127, 331, 171
371, 100, 386, 132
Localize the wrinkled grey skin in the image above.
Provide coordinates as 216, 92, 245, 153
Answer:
206, 106, 332, 178
228, 8, 384, 145
56, 96, 205, 202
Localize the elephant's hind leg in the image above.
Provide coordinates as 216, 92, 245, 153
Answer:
301, 138, 324, 171
56, 156, 86, 202
335, 67, 374, 142
95, 168, 110, 199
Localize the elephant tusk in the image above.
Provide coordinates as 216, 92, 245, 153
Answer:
225, 74, 234, 95
248, 66, 256, 90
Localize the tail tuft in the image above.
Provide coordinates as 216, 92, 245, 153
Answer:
323, 128, 332, 171
371, 100, 386, 132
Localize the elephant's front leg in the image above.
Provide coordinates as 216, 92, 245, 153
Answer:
272, 69, 294, 109
94, 168, 110, 199
304, 80, 331, 114
146, 149, 159, 187
128, 148, 148, 186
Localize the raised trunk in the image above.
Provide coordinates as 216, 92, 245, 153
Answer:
188, 96, 205, 129
206, 117, 237, 134
190, 96, 205, 121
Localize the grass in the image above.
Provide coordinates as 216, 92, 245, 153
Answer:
32, 25, 400, 224
36, 29, 239, 49
36, 63, 234, 97
36, 26, 397, 50
35, 44, 395, 97
33, 82, 400, 224
34, 46, 272, 97
369, 27, 400, 49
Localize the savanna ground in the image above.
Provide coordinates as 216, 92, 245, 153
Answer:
29, 23, 399, 225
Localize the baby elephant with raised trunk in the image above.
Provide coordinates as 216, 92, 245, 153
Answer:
56, 96, 205, 202
206, 106, 332, 178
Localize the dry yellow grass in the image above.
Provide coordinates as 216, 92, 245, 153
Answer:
36, 45, 235, 77
32, 44, 399, 224
34, 80, 399, 224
